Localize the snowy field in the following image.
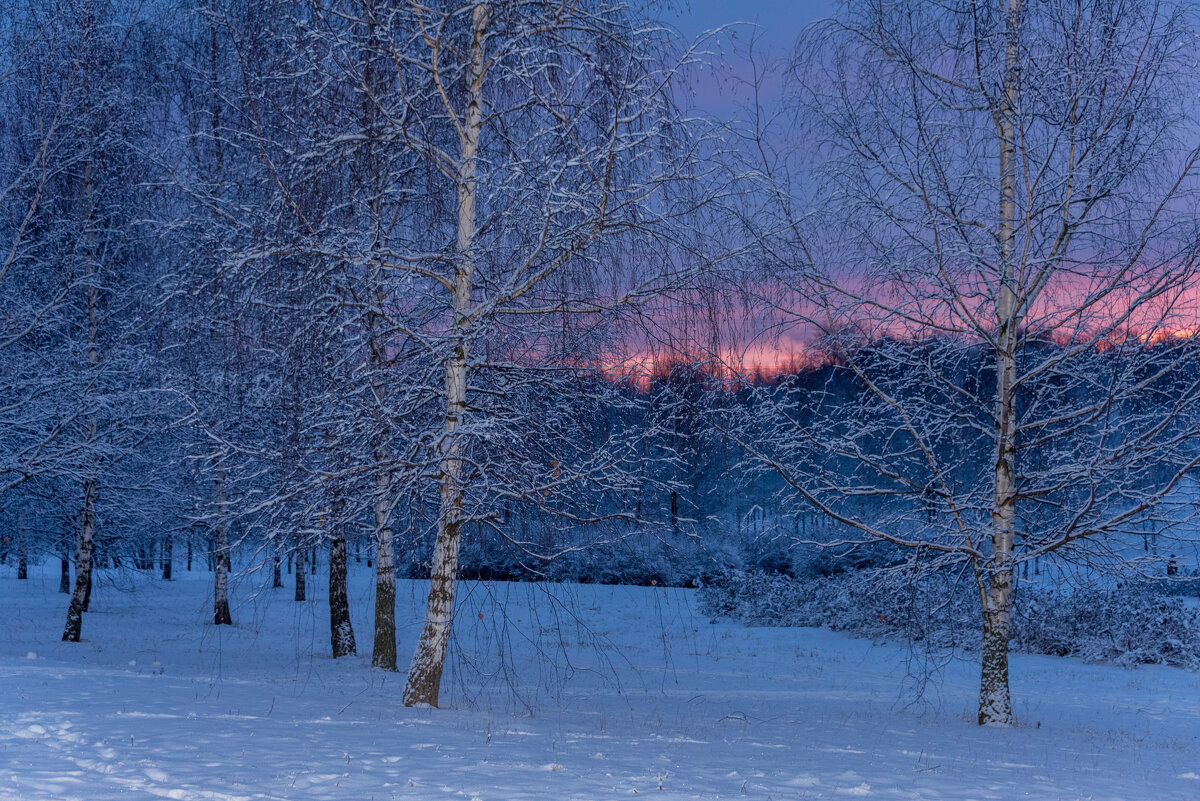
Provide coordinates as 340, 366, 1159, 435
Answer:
2, 563, 1199, 801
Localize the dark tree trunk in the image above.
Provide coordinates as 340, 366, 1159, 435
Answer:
272, 545, 283, 588
213, 478, 232, 626
82, 563, 93, 612
294, 543, 306, 602
17, 543, 27, 580
162, 536, 172, 581
60, 538, 70, 594
329, 523, 356, 658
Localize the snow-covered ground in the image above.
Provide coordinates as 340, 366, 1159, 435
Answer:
2, 562, 1198, 800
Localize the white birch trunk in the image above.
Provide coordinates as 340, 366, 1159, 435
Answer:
62, 160, 99, 642
62, 478, 95, 641
371, 468, 396, 669
403, 1, 488, 708
979, 0, 1022, 726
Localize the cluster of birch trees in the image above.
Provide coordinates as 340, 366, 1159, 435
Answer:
1, 0, 707, 708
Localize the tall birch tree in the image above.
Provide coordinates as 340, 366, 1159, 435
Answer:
735, 0, 1200, 725
389, 0, 706, 708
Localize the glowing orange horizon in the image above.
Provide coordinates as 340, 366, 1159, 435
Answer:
560, 266, 1200, 389
596, 320, 1200, 390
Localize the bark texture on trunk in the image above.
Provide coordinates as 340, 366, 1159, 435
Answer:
329, 521, 356, 658
273, 545, 283, 588
402, 504, 462, 706
979, 581, 1013, 725
213, 477, 232, 625
62, 479, 96, 642
403, 1, 488, 709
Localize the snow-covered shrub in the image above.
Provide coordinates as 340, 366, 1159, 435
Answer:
448, 526, 734, 588
788, 541, 910, 580
1012, 586, 1200, 669
741, 534, 796, 575
1140, 570, 1200, 598
699, 568, 979, 649
547, 540, 677, 586
701, 570, 1200, 670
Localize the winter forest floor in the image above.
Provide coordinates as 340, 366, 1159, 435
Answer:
1, 563, 1199, 801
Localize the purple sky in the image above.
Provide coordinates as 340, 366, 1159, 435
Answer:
668, 0, 838, 117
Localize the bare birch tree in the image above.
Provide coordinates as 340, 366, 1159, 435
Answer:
379, 0, 706, 708
0, 0, 172, 641
735, 0, 1200, 725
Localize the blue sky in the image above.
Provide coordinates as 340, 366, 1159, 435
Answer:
665, 0, 839, 116
672, 0, 836, 43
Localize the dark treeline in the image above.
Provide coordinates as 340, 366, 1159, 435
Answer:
8, 329, 1193, 590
